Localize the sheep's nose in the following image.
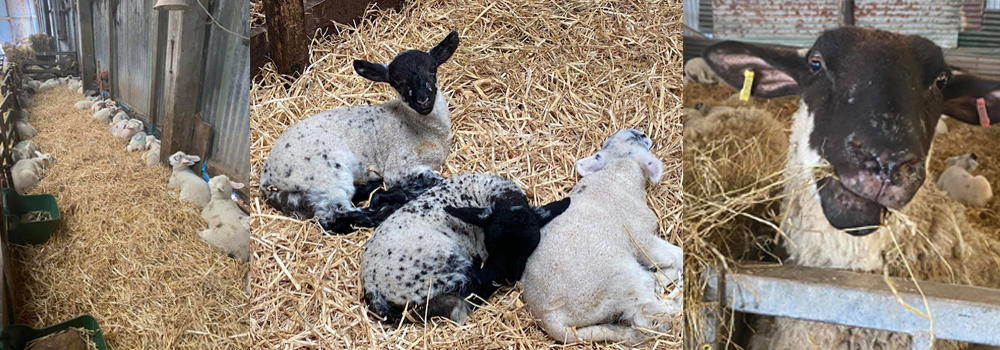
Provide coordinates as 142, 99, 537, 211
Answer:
416, 97, 430, 105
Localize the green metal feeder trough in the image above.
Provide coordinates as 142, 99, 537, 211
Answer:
0, 314, 107, 350
2, 188, 61, 245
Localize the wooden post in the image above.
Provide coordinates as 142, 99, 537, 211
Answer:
839, 0, 855, 27
158, 5, 208, 166
261, 0, 308, 75
75, 0, 96, 90
106, 0, 116, 98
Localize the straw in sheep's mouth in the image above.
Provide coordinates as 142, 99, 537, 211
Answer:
817, 176, 886, 236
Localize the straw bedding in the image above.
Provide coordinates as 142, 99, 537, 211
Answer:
10, 88, 250, 349
250, 0, 264, 27
250, 0, 682, 348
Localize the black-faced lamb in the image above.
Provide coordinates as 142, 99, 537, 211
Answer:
199, 175, 250, 261
361, 173, 570, 324
521, 129, 678, 345
12, 152, 57, 194
702, 26, 1000, 350
937, 153, 993, 207
168, 152, 211, 207
260, 31, 460, 233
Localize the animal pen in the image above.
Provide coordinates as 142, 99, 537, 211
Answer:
0, 0, 250, 349
683, 2, 1000, 349
250, 0, 683, 348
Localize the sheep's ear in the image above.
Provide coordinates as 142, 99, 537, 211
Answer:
353, 59, 389, 83
444, 206, 492, 227
635, 150, 664, 183
702, 41, 806, 98
186, 155, 201, 163
230, 181, 245, 190
576, 152, 606, 177
941, 74, 1000, 126
34, 151, 43, 157
535, 197, 570, 227
428, 31, 459, 66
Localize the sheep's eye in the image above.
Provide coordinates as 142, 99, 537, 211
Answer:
809, 56, 823, 73
935, 73, 948, 90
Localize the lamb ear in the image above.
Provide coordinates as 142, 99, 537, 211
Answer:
444, 206, 492, 227
353, 59, 389, 83
534, 197, 571, 227
702, 41, 806, 98
576, 152, 606, 177
186, 155, 201, 163
635, 150, 664, 183
230, 182, 245, 190
428, 31, 459, 66
941, 74, 1000, 126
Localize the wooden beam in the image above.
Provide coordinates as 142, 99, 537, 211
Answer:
159, 7, 209, 165
839, 0, 855, 27
261, 0, 309, 75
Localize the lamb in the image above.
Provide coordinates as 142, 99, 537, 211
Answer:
167, 152, 210, 207
11, 152, 57, 194
361, 173, 570, 324
15, 120, 37, 139
12, 140, 41, 162
702, 27, 1000, 350
38, 79, 59, 90
144, 138, 161, 166
112, 119, 143, 139
110, 111, 129, 125
521, 129, 678, 345
92, 106, 118, 123
17, 92, 31, 109
92, 100, 115, 112
198, 175, 251, 261
74, 100, 94, 110
260, 31, 460, 234
684, 57, 720, 85
937, 153, 993, 207
126, 132, 148, 151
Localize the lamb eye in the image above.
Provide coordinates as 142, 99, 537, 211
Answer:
809, 56, 823, 73
935, 74, 948, 90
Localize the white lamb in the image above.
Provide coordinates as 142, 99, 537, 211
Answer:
111, 119, 143, 139
109, 111, 129, 125
11, 152, 57, 194
12, 140, 40, 162
74, 100, 94, 110
684, 57, 720, 85
144, 138, 161, 166
126, 132, 148, 151
92, 106, 118, 123
92, 100, 115, 112
199, 175, 250, 261
522, 129, 680, 345
168, 152, 210, 207
937, 153, 993, 208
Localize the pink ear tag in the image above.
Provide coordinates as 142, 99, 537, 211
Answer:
977, 97, 990, 128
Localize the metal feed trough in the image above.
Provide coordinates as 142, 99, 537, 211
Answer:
700, 265, 1000, 350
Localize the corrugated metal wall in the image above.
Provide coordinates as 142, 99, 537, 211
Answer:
959, 9, 1000, 47
712, 0, 962, 48
684, 0, 700, 31
91, 0, 109, 74
197, 0, 249, 180
111, 0, 156, 118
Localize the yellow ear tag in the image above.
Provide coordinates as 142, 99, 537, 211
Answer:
740, 69, 754, 101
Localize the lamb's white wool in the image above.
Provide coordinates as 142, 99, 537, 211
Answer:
74, 100, 94, 110
110, 111, 129, 125
15, 120, 37, 139
937, 153, 993, 208
93, 107, 117, 123
126, 132, 148, 151
12, 140, 40, 162
168, 152, 210, 207
199, 175, 250, 261
11, 152, 57, 194
144, 139, 161, 166
112, 119, 143, 139
683, 57, 720, 85
522, 130, 677, 345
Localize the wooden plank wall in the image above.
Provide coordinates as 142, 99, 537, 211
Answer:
0, 62, 24, 328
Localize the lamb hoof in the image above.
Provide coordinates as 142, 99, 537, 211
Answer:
319, 218, 355, 234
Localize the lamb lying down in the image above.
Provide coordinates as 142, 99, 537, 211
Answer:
937, 153, 993, 208
522, 129, 680, 345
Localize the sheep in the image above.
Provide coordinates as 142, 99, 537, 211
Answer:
361, 173, 570, 324
12, 140, 41, 162
702, 27, 1000, 350
15, 120, 37, 139
168, 151, 210, 207
144, 138, 161, 166
260, 31, 460, 234
684, 57, 720, 85
112, 119, 143, 139
74, 100, 94, 110
520, 129, 677, 345
92, 100, 115, 112
38, 79, 59, 90
198, 175, 250, 261
83, 90, 97, 98
17, 92, 31, 109
26, 79, 41, 90
92, 107, 118, 124
11, 152, 57, 194
109, 111, 129, 125
937, 153, 993, 208
126, 132, 148, 151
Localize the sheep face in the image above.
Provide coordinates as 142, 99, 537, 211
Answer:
703, 26, 1000, 235
209, 175, 244, 197
945, 153, 979, 171
353, 31, 459, 115
576, 129, 663, 183
126, 119, 143, 132
169, 151, 200, 167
